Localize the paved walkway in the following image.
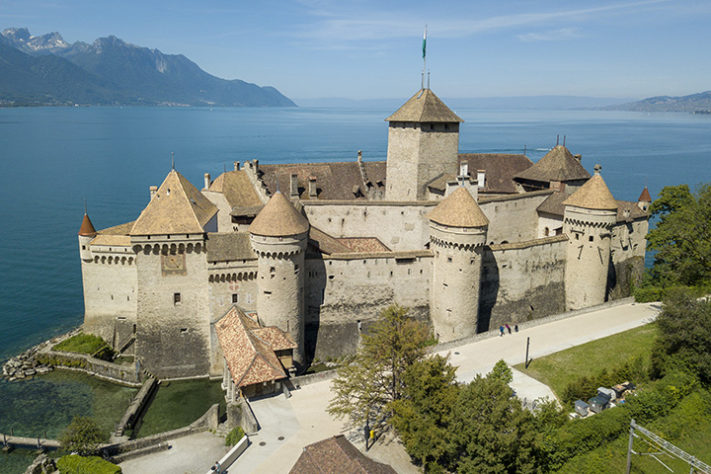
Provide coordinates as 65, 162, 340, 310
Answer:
229, 300, 660, 473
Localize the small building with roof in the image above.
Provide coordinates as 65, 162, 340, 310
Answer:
76, 84, 650, 386
290, 435, 396, 474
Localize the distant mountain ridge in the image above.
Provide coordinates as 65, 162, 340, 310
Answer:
0, 27, 295, 107
606, 91, 711, 112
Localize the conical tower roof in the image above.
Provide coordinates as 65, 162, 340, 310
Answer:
130, 169, 217, 235
563, 170, 618, 211
427, 187, 489, 228
638, 187, 652, 202
515, 145, 590, 183
78, 213, 97, 236
386, 89, 463, 123
249, 191, 309, 237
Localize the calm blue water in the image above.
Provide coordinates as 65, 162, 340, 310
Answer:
0, 104, 710, 472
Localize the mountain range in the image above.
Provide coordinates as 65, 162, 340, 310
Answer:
0, 27, 295, 107
605, 91, 711, 112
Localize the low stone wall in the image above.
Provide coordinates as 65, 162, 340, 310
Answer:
36, 349, 142, 387
114, 377, 158, 438
205, 435, 249, 474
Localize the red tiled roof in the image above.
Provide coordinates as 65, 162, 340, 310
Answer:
337, 237, 390, 253
290, 435, 397, 474
216, 306, 293, 388
457, 153, 534, 194
638, 187, 652, 202
78, 213, 97, 236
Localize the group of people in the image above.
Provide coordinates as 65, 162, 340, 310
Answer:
499, 323, 518, 336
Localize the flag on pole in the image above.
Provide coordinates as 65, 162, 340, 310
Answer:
422, 26, 427, 59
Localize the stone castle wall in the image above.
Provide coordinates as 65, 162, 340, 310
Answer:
133, 238, 212, 378
479, 191, 552, 245
81, 246, 137, 345
479, 235, 568, 331
304, 251, 432, 360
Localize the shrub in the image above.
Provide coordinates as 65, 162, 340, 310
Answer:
634, 285, 664, 303
60, 416, 106, 456
225, 426, 245, 446
56, 454, 121, 474
54, 333, 109, 355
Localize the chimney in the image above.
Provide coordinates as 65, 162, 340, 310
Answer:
308, 176, 318, 198
445, 178, 458, 197
253, 159, 259, 170
234, 161, 240, 171
357, 150, 363, 163
477, 170, 486, 189
574, 154, 582, 161
290, 173, 299, 199
149, 185, 158, 200
203, 173, 211, 190
459, 161, 469, 178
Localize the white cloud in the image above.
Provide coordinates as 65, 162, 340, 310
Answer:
517, 27, 582, 42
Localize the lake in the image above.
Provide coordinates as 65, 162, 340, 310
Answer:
0, 103, 710, 471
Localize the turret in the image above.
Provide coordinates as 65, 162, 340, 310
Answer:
385, 89, 463, 201
637, 186, 652, 212
78, 212, 97, 261
563, 165, 618, 310
249, 191, 309, 366
428, 187, 489, 342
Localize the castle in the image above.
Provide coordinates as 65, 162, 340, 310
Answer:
77, 87, 650, 392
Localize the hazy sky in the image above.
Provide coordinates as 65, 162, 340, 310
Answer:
2, 0, 709, 100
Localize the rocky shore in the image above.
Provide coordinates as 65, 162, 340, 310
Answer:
1, 346, 53, 381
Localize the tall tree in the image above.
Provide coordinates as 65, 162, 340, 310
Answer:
647, 183, 711, 286
328, 304, 430, 433
390, 354, 459, 471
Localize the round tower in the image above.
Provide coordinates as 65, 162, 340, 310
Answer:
249, 191, 309, 366
78, 212, 97, 261
637, 186, 652, 213
428, 187, 489, 342
563, 165, 618, 310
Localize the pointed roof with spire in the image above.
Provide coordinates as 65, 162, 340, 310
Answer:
385, 89, 463, 123
427, 187, 489, 228
638, 187, 652, 202
514, 145, 590, 183
249, 191, 310, 237
130, 169, 217, 235
563, 166, 618, 211
78, 213, 97, 236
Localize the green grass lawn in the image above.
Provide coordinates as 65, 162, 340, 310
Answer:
53, 333, 107, 355
513, 322, 658, 398
134, 379, 225, 438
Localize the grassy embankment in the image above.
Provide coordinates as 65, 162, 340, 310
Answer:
515, 322, 711, 473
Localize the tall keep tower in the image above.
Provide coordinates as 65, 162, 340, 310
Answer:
428, 187, 489, 342
563, 165, 618, 310
249, 192, 309, 366
385, 89, 463, 201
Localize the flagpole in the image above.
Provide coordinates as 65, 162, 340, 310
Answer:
421, 25, 427, 90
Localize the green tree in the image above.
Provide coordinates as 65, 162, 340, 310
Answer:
451, 373, 538, 474
59, 416, 105, 456
328, 305, 430, 433
647, 183, 711, 286
651, 289, 711, 383
390, 354, 458, 471
489, 359, 513, 385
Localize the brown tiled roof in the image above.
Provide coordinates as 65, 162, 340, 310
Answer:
338, 237, 390, 253
290, 435, 397, 474
90, 220, 135, 246
536, 191, 568, 217
616, 200, 648, 222
514, 145, 590, 183
458, 153, 534, 194
428, 187, 489, 228
208, 170, 264, 208
638, 187, 652, 202
563, 173, 618, 210
206, 232, 256, 262
309, 227, 353, 254
78, 214, 97, 236
249, 191, 310, 237
252, 327, 298, 352
385, 89, 463, 123
130, 170, 217, 235
98, 221, 135, 235
258, 161, 386, 201
215, 306, 292, 388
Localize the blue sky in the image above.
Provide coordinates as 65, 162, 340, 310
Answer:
2, 0, 709, 100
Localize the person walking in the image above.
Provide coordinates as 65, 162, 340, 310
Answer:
505, 324, 511, 334
499, 325, 505, 336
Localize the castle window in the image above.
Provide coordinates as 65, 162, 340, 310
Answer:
447, 257, 452, 263
232, 294, 239, 304
264, 290, 272, 295
180, 328, 187, 333
589, 236, 594, 242
294, 265, 300, 275
575, 233, 580, 240
174, 292, 181, 305
82, 245, 86, 250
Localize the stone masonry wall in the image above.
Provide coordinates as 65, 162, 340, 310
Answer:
478, 191, 552, 245
304, 251, 432, 360
479, 236, 568, 332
